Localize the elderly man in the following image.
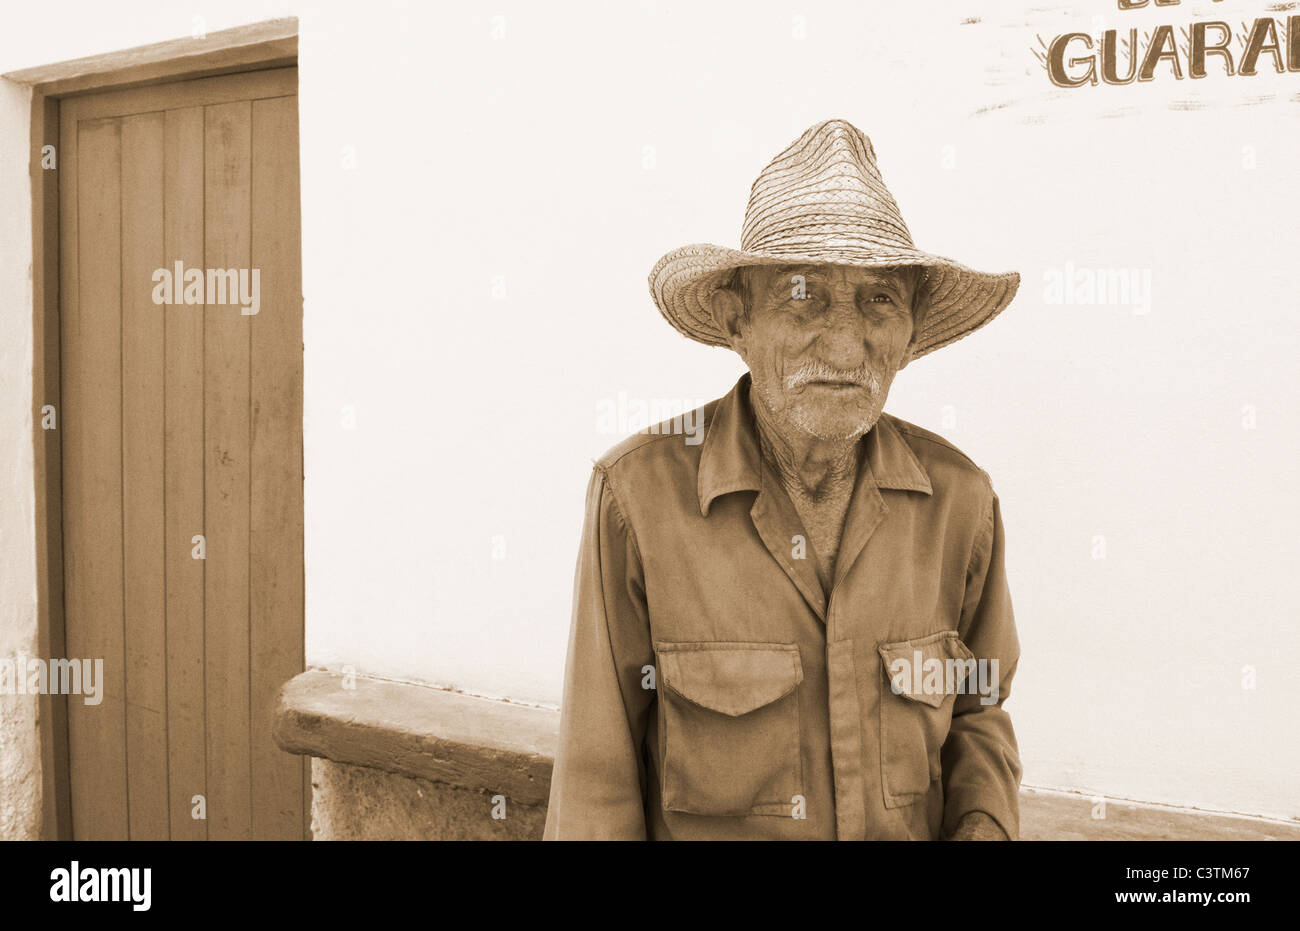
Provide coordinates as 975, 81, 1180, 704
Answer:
544, 119, 1022, 841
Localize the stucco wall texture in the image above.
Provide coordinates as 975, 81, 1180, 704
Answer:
0, 699, 40, 840
310, 759, 545, 841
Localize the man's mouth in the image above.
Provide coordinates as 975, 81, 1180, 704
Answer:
783, 360, 883, 393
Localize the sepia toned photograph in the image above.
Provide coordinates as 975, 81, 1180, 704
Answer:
0, 0, 1295, 913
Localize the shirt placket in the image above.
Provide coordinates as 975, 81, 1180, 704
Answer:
827, 474, 889, 839
751, 453, 889, 840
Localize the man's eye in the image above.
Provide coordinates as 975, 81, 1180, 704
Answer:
870, 293, 894, 304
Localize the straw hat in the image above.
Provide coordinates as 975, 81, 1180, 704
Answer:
648, 119, 1020, 360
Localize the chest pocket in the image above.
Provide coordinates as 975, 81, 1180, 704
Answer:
655, 641, 803, 818
877, 630, 976, 809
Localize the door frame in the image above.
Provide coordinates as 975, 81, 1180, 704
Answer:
18, 18, 298, 841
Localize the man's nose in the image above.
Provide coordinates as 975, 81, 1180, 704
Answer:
813, 296, 868, 364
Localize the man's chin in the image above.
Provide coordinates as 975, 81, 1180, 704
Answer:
790, 408, 880, 442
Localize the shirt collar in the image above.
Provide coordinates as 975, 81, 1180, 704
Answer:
697, 372, 932, 517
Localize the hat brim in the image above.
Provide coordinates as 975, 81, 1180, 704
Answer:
648, 243, 1020, 361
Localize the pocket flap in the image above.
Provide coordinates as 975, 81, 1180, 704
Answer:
656, 643, 803, 717
878, 630, 976, 709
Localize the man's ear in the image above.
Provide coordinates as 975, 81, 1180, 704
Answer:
709, 284, 746, 349
900, 277, 933, 370
899, 273, 930, 366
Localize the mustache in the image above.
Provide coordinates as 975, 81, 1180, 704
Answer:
783, 359, 883, 392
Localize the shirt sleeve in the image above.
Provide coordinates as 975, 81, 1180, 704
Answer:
940, 482, 1024, 840
543, 465, 655, 840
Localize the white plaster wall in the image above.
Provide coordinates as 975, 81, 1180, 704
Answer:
0, 76, 40, 840
1, 0, 1297, 823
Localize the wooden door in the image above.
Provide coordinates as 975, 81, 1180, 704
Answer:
58, 67, 306, 840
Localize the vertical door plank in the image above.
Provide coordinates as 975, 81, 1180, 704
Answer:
63, 115, 130, 840
249, 94, 305, 840
203, 100, 253, 840
163, 105, 208, 841
120, 111, 169, 840
38, 94, 73, 843
55, 103, 80, 838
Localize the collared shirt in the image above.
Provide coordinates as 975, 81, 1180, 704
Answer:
543, 373, 1022, 840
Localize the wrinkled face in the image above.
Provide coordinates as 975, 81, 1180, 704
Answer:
712, 264, 922, 442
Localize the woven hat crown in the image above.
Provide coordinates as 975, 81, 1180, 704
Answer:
740, 120, 915, 261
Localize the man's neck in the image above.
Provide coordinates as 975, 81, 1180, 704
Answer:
750, 386, 863, 502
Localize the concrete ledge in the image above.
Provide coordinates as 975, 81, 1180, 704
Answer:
274, 669, 557, 806
275, 669, 1300, 840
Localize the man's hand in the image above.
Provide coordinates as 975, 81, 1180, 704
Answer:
946, 811, 1010, 841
